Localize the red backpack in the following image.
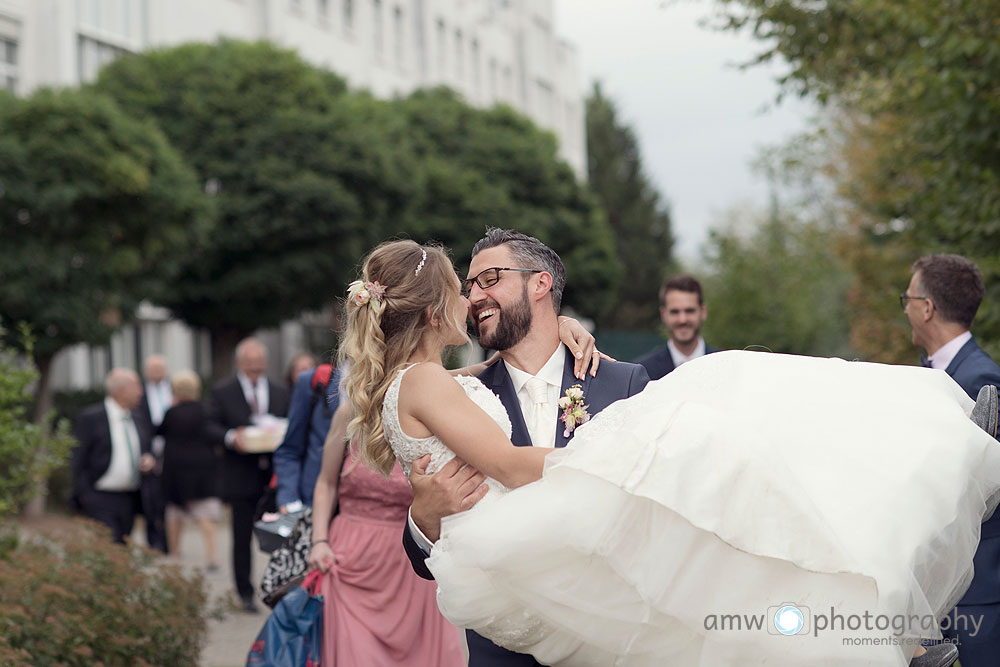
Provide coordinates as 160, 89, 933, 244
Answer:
310, 363, 335, 418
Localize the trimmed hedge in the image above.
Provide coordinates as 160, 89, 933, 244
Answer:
0, 518, 208, 666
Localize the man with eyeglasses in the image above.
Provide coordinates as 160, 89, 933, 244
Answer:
903, 253, 1000, 667
402, 227, 650, 667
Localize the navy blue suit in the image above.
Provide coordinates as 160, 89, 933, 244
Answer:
634, 341, 719, 381
273, 367, 342, 508
402, 347, 649, 666
941, 336, 1000, 666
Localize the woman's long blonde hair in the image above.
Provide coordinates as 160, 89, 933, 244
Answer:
339, 240, 468, 475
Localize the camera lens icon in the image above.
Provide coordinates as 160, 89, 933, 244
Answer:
768, 603, 810, 636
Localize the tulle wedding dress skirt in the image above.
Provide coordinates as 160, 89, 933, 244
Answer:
427, 351, 1000, 666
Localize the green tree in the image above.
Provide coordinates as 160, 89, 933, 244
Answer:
0, 88, 208, 418
702, 209, 856, 358
711, 0, 1000, 354
390, 88, 621, 320
585, 82, 675, 329
96, 41, 414, 377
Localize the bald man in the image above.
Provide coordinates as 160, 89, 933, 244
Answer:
72, 368, 155, 543
206, 338, 290, 613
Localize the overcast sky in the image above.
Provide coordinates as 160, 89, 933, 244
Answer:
554, 0, 815, 262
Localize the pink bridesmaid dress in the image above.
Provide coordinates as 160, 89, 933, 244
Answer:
321, 455, 465, 666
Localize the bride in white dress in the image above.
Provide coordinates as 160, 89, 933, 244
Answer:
339, 240, 1000, 667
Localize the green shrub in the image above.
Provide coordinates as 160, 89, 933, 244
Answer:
0, 327, 75, 521
0, 517, 208, 666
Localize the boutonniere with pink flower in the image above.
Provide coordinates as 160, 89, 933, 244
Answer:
559, 384, 591, 437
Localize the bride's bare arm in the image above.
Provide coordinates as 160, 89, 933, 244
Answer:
399, 363, 550, 489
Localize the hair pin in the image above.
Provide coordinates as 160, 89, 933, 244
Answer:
415, 248, 427, 277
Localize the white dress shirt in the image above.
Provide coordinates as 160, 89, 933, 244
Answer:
927, 331, 972, 371
504, 344, 566, 448
225, 373, 271, 447
95, 397, 142, 492
144, 380, 172, 427
408, 345, 567, 553
668, 337, 707, 367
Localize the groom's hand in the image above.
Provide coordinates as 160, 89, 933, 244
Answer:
410, 454, 488, 542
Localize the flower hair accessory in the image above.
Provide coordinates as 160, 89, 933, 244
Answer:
347, 280, 386, 307
558, 384, 591, 437
414, 249, 427, 277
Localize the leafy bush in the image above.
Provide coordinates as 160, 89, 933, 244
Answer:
0, 517, 208, 666
0, 327, 75, 520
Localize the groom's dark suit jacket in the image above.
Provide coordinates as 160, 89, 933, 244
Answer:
946, 337, 1000, 607
402, 347, 650, 667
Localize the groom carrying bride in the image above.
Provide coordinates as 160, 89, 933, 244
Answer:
402, 228, 650, 665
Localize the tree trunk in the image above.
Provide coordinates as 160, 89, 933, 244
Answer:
24, 353, 55, 518
211, 327, 248, 383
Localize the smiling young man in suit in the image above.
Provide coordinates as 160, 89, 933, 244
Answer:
402, 228, 649, 666
634, 274, 719, 380
903, 253, 1000, 667
206, 337, 290, 613
72, 368, 155, 544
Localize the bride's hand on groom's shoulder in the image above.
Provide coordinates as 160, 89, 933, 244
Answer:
410, 455, 489, 542
559, 317, 616, 379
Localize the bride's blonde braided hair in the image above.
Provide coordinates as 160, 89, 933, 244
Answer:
339, 240, 468, 475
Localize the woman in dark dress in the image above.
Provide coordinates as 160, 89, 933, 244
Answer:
158, 370, 221, 569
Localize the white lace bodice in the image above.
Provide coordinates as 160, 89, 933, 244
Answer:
383, 365, 513, 499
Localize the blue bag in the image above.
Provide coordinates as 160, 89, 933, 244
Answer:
246, 569, 323, 666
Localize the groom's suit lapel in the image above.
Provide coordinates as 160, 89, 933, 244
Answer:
555, 347, 594, 449
485, 360, 534, 448
484, 347, 595, 449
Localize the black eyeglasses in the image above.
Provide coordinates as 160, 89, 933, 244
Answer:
462, 267, 542, 297
899, 293, 930, 309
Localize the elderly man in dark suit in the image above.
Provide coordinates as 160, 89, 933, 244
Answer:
72, 368, 155, 544
206, 337, 290, 613
402, 228, 650, 666
903, 253, 1000, 667
635, 274, 719, 380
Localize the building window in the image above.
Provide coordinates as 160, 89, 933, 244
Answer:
78, 0, 139, 37
489, 57, 498, 100
318, 0, 329, 21
0, 37, 16, 93
436, 18, 446, 75
372, 0, 383, 56
502, 64, 512, 100
290, 0, 304, 13
393, 6, 404, 66
343, 0, 354, 34
454, 29, 463, 81
77, 35, 128, 83
471, 38, 480, 92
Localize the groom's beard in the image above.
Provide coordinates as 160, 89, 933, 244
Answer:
474, 287, 533, 351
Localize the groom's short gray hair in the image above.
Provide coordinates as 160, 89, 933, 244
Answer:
472, 227, 565, 312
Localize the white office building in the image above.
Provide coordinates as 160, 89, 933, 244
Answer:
1, 0, 584, 387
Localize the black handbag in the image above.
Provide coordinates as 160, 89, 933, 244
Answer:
260, 508, 312, 607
